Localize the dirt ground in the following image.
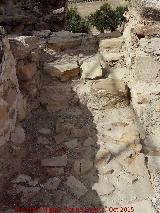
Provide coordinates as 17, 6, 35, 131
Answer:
69, 0, 128, 17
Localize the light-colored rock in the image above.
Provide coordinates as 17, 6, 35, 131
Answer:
135, 54, 160, 82
11, 126, 25, 144
37, 136, 50, 145
108, 67, 128, 80
74, 159, 93, 175
44, 62, 80, 81
119, 153, 150, 178
131, 200, 156, 213
101, 51, 123, 62
99, 37, 124, 50
91, 79, 129, 109
80, 54, 104, 79
92, 177, 115, 196
65, 176, 88, 198
140, 38, 160, 56
41, 178, 61, 190
53, 7, 65, 14
41, 155, 67, 167
148, 156, 160, 173
145, 130, 160, 149
92, 79, 128, 96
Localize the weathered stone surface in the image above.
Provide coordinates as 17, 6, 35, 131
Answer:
99, 37, 124, 50
83, 137, 95, 147
148, 156, 160, 173
80, 54, 104, 80
134, 24, 160, 37
140, 38, 160, 55
11, 126, 25, 144
44, 62, 80, 81
64, 139, 78, 149
9, 36, 39, 59
131, 200, 156, 213
91, 79, 129, 108
92, 178, 115, 196
108, 67, 128, 80
74, 159, 93, 175
132, 0, 160, 20
0, 99, 8, 129
17, 61, 37, 81
47, 167, 65, 177
41, 155, 67, 167
48, 31, 82, 50
41, 178, 61, 190
65, 176, 88, 198
32, 30, 51, 38
37, 136, 50, 145
38, 128, 51, 135
12, 174, 31, 184
135, 54, 160, 82
101, 51, 123, 62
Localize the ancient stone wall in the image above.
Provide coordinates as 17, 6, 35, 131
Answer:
0, 0, 68, 34
123, 0, 160, 211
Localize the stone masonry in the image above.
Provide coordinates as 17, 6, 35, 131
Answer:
0, 0, 160, 213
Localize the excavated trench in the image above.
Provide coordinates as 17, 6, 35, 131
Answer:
0, 0, 160, 212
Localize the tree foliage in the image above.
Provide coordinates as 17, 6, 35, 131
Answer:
66, 7, 90, 33
88, 3, 128, 33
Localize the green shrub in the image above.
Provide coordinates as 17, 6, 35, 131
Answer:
66, 7, 90, 33
115, 6, 128, 26
88, 3, 128, 33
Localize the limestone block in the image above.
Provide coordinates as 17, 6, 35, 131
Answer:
80, 54, 104, 79
91, 79, 129, 99
135, 54, 160, 82
99, 37, 124, 50
44, 61, 80, 81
